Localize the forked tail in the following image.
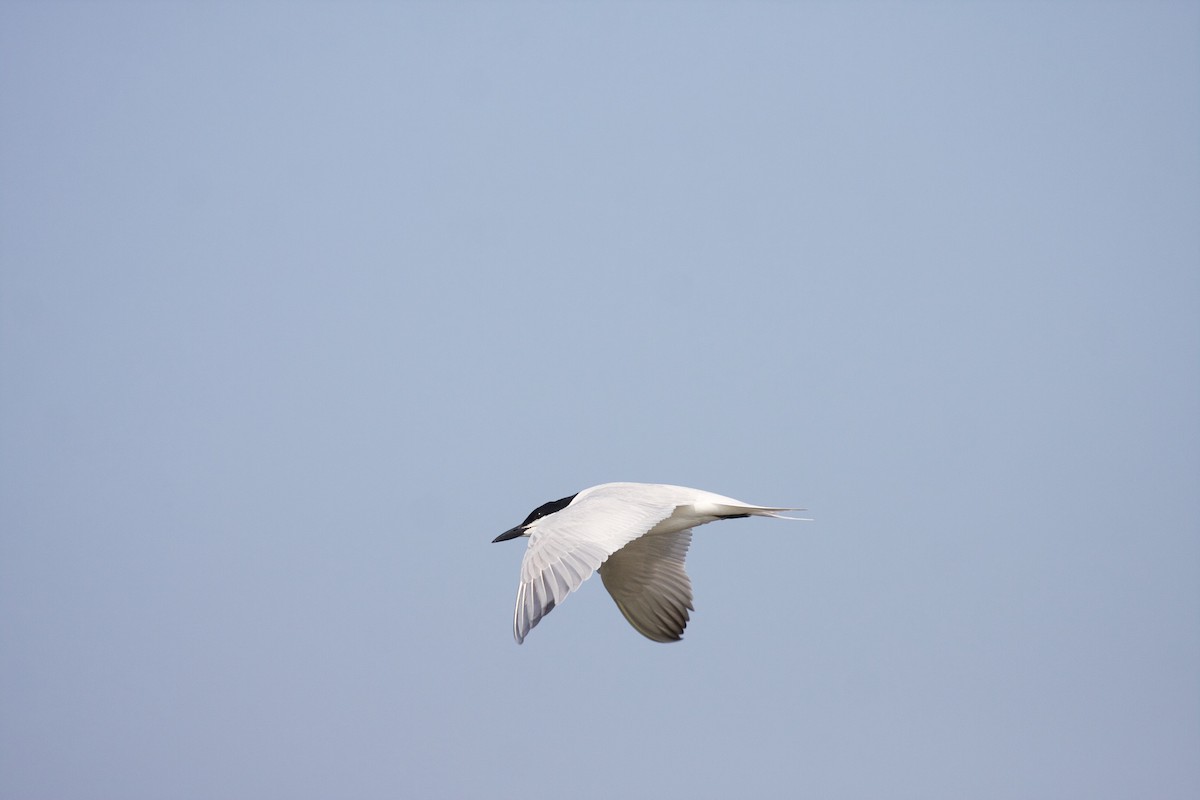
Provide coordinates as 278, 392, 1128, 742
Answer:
715, 504, 812, 522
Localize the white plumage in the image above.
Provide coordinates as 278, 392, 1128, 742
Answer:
492, 482, 803, 644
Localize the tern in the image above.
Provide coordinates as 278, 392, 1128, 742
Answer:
492, 482, 804, 644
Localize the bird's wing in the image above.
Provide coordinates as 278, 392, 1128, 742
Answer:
513, 490, 678, 644
599, 528, 693, 643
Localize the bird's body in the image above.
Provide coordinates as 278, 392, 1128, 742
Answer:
492, 482, 803, 643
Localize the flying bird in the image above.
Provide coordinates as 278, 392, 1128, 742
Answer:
492, 482, 804, 643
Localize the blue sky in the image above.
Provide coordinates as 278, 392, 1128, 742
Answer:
2, 3, 1198, 798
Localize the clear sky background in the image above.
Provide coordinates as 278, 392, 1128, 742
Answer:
2, 3, 1197, 798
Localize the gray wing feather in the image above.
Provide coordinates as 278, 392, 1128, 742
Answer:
599, 529, 694, 643
514, 539, 610, 643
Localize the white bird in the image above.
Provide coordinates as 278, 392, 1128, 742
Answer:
492, 482, 804, 644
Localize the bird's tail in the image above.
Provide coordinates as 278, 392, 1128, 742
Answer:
714, 503, 812, 522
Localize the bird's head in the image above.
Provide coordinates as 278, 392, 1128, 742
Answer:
492, 493, 577, 542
